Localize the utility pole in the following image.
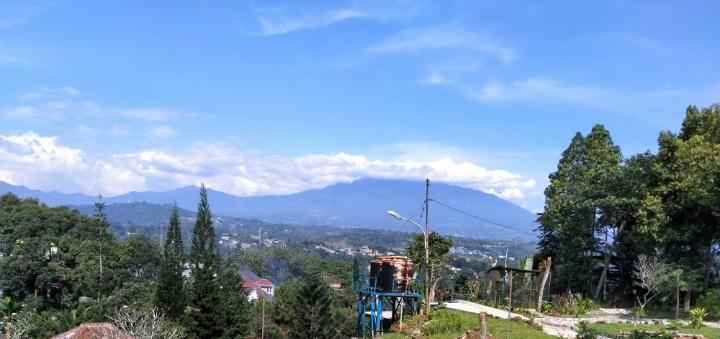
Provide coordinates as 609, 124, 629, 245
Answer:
424, 178, 431, 318
95, 196, 105, 314
261, 295, 266, 339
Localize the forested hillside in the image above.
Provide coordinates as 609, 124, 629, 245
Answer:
0, 191, 358, 338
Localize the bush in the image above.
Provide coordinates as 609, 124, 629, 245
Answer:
664, 319, 684, 330
541, 301, 553, 314
576, 298, 598, 316
423, 311, 465, 336
698, 289, 720, 318
627, 330, 673, 339
576, 321, 598, 339
632, 306, 647, 319
689, 307, 707, 329
551, 293, 597, 316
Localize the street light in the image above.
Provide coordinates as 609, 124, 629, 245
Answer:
386, 210, 431, 317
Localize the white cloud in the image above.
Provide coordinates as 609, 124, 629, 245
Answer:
257, 8, 367, 36
0, 132, 536, 203
19, 86, 81, 100
3, 100, 98, 120
422, 71, 450, 85
3, 87, 187, 122
425, 76, 719, 112
149, 126, 176, 139
369, 25, 515, 64
119, 108, 177, 122
0, 132, 145, 195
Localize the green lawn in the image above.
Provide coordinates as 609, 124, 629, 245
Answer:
589, 322, 720, 338
382, 308, 554, 339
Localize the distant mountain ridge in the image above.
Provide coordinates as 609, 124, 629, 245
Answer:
0, 178, 538, 240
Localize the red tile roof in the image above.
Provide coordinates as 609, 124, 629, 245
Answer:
50, 323, 133, 339
243, 278, 273, 289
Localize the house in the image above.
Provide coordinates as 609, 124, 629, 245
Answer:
51, 323, 131, 339
239, 267, 274, 302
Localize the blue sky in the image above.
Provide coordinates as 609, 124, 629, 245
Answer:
0, 0, 718, 212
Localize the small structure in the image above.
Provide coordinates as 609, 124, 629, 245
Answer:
51, 323, 132, 339
486, 264, 540, 310
240, 267, 274, 302
356, 256, 421, 337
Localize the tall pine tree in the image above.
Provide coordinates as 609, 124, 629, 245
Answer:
188, 184, 223, 338
218, 261, 251, 339
289, 271, 336, 339
156, 205, 186, 319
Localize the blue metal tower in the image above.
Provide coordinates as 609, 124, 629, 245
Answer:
355, 256, 421, 337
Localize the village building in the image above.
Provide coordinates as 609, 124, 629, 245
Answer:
239, 267, 274, 302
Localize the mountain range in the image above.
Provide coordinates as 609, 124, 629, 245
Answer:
0, 178, 538, 240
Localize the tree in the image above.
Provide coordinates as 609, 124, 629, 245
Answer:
108, 307, 186, 339
351, 256, 361, 290
406, 232, 452, 306
539, 125, 633, 299
288, 271, 336, 339
633, 255, 668, 314
271, 280, 301, 336
156, 206, 186, 319
538, 132, 595, 295
635, 105, 720, 298
4, 311, 32, 339
187, 184, 223, 338
537, 257, 552, 312
217, 261, 251, 339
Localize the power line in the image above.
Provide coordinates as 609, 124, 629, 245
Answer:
429, 198, 528, 232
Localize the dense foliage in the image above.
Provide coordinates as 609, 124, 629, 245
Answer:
0, 188, 359, 338
538, 104, 720, 310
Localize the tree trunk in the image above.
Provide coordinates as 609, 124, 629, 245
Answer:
593, 259, 608, 300
429, 278, 440, 306
537, 257, 552, 312
675, 274, 680, 319
684, 288, 691, 312
593, 223, 624, 301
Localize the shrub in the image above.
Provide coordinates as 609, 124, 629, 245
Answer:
698, 289, 720, 318
689, 307, 707, 329
576, 321, 598, 339
632, 306, 647, 319
664, 319, 684, 330
576, 298, 598, 316
551, 293, 597, 316
628, 330, 672, 339
423, 310, 464, 336
541, 301, 553, 314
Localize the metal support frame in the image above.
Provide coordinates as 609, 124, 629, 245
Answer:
356, 287, 421, 337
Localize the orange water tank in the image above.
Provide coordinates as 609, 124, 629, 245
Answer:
368, 256, 415, 292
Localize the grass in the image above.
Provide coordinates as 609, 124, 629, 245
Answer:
382, 308, 554, 339
589, 322, 720, 338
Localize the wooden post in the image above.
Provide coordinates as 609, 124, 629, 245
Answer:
508, 269, 513, 311
479, 312, 487, 339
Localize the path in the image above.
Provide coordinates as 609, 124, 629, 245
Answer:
444, 300, 720, 338
444, 300, 576, 338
